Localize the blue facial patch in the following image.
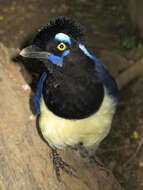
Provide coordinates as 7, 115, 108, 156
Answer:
49, 50, 70, 67
55, 33, 71, 45
49, 54, 63, 67
62, 49, 70, 57
34, 72, 47, 114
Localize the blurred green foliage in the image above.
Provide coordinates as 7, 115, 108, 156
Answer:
122, 36, 137, 49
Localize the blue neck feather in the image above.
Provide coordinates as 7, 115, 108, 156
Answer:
34, 72, 47, 114
79, 44, 118, 103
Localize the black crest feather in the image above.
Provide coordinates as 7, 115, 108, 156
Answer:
33, 16, 86, 48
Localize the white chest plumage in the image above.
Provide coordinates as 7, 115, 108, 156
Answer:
39, 88, 116, 150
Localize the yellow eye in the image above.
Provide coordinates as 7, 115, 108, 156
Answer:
57, 42, 66, 51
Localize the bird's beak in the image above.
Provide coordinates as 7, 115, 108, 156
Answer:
20, 45, 51, 59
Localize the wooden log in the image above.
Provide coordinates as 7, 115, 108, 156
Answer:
0, 43, 123, 190
116, 58, 143, 89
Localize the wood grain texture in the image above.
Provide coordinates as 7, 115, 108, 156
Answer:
0, 43, 123, 190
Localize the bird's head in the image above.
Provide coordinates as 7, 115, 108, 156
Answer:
20, 17, 90, 71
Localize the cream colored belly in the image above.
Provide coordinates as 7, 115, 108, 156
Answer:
39, 89, 116, 150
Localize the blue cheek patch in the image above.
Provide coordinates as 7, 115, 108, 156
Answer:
62, 49, 70, 57
49, 50, 70, 67
49, 54, 63, 67
34, 72, 47, 114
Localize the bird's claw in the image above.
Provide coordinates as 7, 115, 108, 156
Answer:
52, 149, 77, 181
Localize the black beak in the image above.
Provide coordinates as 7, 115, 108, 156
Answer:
20, 45, 51, 59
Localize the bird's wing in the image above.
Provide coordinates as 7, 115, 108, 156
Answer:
93, 56, 119, 104
34, 72, 47, 114
78, 44, 118, 102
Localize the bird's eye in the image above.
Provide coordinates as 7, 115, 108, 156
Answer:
57, 42, 66, 51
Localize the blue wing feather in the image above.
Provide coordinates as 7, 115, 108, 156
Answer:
79, 44, 119, 103
34, 72, 47, 114
93, 56, 119, 104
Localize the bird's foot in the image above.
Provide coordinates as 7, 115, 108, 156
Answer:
52, 148, 77, 182
76, 142, 105, 168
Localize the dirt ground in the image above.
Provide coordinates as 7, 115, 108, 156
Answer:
0, 0, 143, 189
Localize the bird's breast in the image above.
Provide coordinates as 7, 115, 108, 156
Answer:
39, 87, 116, 149
43, 73, 104, 120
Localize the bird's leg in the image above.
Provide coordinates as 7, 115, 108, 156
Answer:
77, 142, 104, 167
51, 148, 77, 181
76, 142, 89, 158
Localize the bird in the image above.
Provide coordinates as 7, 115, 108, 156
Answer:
20, 16, 119, 181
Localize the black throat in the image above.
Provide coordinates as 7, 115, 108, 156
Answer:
42, 49, 104, 119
